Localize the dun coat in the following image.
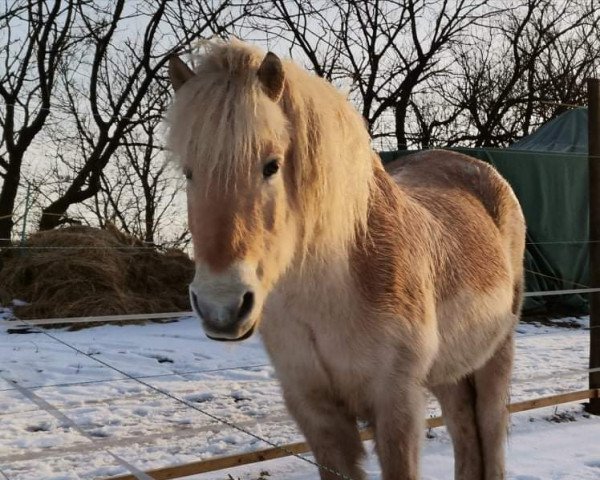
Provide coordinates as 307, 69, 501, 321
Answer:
167, 39, 526, 480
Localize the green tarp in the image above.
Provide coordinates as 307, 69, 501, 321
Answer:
380, 108, 590, 314
511, 108, 588, 153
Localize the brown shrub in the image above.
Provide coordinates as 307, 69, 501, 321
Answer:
0, 225, 194, 321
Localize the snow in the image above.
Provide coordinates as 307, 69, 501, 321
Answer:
0, 306, 598, 480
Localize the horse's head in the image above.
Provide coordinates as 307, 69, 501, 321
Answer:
167, 44, 298, 341
168, 41, 373, 341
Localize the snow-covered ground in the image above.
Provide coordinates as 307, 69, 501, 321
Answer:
0, 307, 597, 480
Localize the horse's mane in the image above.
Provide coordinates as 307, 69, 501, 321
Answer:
167, 39, 375, 257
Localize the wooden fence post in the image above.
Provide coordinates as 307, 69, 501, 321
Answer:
587, 77, 600, 415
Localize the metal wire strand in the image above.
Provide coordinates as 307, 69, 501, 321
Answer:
3, 237, 600, 247
512, 366, 600, 385
1, 375, 153, 480
525, 239, 600, 245
524, 268, 595, 291
0, 363, 271, 393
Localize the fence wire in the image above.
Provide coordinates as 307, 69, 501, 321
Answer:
512, 366, 600, 386
1, 219, 598, 478
4, 318, 353, 480
0, 316, 596, 410
1, 361, 596, 408
0, 311, 596, 478
0, 375, 153, 480
1, 239, 599, 249
0, 362, 271, 394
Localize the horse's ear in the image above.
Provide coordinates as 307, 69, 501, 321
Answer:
257, 52, 285, 101
169, 55, 194, 92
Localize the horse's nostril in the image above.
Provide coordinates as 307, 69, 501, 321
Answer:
237, 291, 254, 320
190, 290, 204, 318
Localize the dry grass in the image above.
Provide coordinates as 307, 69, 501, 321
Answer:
0, 225, 194, 323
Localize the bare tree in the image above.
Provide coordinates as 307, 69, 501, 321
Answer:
0, 0, 78, 244
249, 0, 500, 149
446, 0, 599, 147
533, 22, 600, 121
86, 80, 187, 246
5, 0, 600, 246
38, 0, 248, 231
248, 0, 345, 80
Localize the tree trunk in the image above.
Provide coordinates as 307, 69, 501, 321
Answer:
39, 200, 70, 231
0, 154, 22, 245
395, 95, 411, 151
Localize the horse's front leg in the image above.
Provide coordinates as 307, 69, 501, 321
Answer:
373, 377, 426, 480
283, 389, 366, 480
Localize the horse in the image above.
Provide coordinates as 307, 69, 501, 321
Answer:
166, 39, 525, 480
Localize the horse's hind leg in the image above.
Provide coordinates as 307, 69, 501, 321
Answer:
432, 378, 483, 480
473, 333, 514, 480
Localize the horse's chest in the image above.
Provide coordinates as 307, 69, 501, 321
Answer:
311, 327, 372, 391
261, 310, 379, 418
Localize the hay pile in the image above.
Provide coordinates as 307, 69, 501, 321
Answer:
0, 225, 194, 320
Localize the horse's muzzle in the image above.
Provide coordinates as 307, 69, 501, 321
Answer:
189, 287, 256, 341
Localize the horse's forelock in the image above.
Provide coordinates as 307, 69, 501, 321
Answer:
167, 46, 288, 189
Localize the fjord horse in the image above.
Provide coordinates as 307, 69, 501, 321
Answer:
167, 40, 525, 480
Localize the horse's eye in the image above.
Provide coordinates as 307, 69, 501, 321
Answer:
183, 168, 192, 180
263, 159, 280, 178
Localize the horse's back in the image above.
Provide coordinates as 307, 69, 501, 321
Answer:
386, 150, 518, 228
385, 150, 525, 270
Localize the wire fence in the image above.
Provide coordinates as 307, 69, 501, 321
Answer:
512, 366, 600, 386
1, 268, 599, 327
0, 407, 295, 466
1, 234, 599, 296
0, 293, 596, 479
0, 319, 595, 479
2, 318, 353, 480
0, 375, 153, 480
1, 141, 596, 242
0, 359, 596, 405
0, 294, 595, 391
0, 362, 272, 394
1, 238, 599, 249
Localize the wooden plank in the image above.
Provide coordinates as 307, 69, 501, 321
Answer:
509, 389, 598, 414
2, 311, 193, 327
113, 441, 313, 480
106, 389, 598, 480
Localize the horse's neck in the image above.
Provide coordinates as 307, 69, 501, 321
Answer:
271, 255, 359, 326
282, 163, 413, 300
